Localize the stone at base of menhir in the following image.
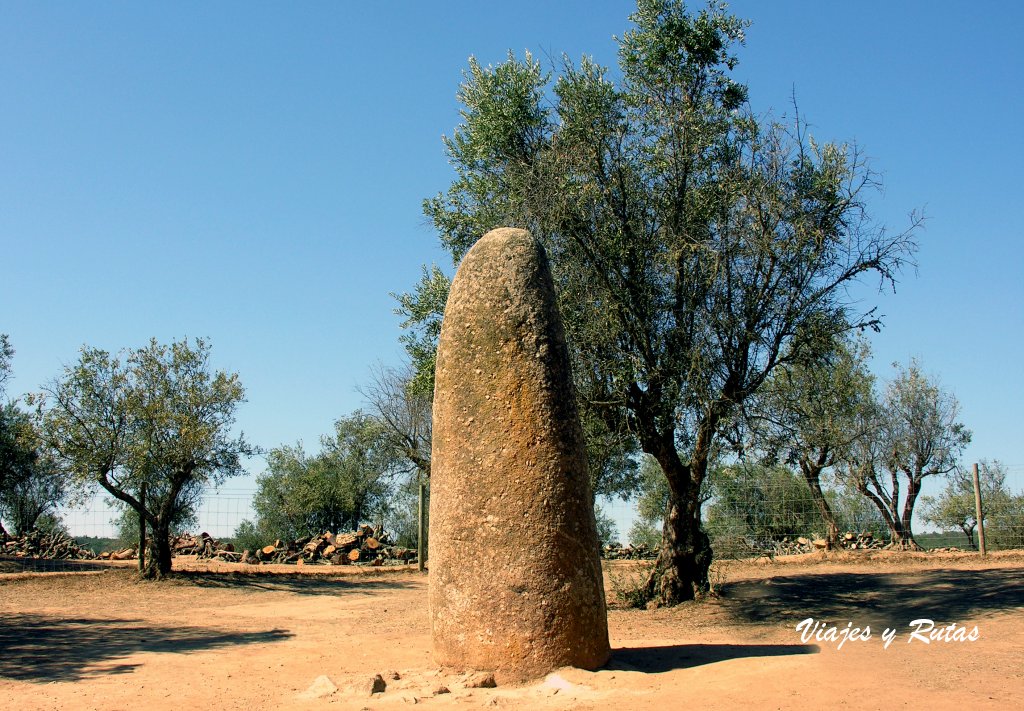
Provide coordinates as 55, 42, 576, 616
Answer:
429, 227, 610, 681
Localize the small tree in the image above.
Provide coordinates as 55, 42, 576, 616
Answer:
847, 361, 970, 549
38, 338, 252, 577
921, 460, 1013, 549
743, 335, 875, 548
252, 413, 397, 542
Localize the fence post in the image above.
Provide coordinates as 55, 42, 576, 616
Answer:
138, 482, 147, 573
972, 462, 987, 556
418, 474, 427, 573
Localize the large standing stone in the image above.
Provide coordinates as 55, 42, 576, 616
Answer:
429, 227, 610, 681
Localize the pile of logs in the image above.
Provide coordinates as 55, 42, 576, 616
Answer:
757, 532, 886, 556
838, 531, 885, 550
173, 525, 417, 567
1, 529, 98, 560
601, 543, 657, 560
173, 531, 236, 560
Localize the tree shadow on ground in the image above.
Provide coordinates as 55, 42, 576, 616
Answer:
0, 557, 116, 574
719, 567, 1024, 629
0, 613, 292, 683
172, 570, 420, 596
609, 643, 819, 673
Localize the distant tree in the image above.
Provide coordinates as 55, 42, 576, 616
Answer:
0, 339, 69, 535
385, 473, 429, 549
114, 497, 198, 550
403, 0, 918, 603
987, 494, 1024, 550
358, 362, 431, 480
705, 462, 821, 554
251, 413, 397, 542
825, 483, 888, 539
742, 335, 875, 548
0, 334, 13, 396
230, 519, 267, 554
37, 338, 252, 577
846, 361, 971, 549
594, 505, 620, 548
921, 460, 1014, 550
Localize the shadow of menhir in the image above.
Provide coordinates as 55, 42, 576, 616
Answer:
719, 567, 1024, 629
0, 614, 292, 683
610, 643, 819, 673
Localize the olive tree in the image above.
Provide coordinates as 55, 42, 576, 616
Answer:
0, 337, 69, 535
921, 459, 1009, 550
403, 0, 917, 603
741, 335, 875, 548
248, 412, 398, 543
37, 338, 252, 577
846, 360, 970, 549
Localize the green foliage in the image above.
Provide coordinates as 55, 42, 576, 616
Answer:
0, 334, 12, 397
705, 462, 822, 551
987, 494, 1024, 550
393, 267, 451, 398
230, 519, 268, 554
825, 484, 888, 539
626, 456, 670, 548
740, 334, 876, 544
113, 501, 196, 550
0, 339, 69, 535
75, 535, 120, 555
252, 412, 397, 542
37, 337, 252, 576
594, 504, 620, 547
628, 520, 662, 550
921, 460, 1022, 550
747, 335, 875, 469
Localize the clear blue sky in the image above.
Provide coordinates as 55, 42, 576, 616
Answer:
4, 1, 1023, 511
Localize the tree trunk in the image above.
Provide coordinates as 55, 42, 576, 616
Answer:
960, 525, 976, 550
640, 421, 714, 605
898, 475, 922, 550
144, 522, 173, 578
800, 457, 839, 549
643, 490, 712, 604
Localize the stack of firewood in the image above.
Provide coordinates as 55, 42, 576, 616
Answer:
237, 525, 416, 567
163, 525, 416, 567
838, 531, 884, 550
601, 543, 657, 560
1, 529, 97, 560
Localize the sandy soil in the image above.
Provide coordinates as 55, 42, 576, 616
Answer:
1, 551, 1022, 710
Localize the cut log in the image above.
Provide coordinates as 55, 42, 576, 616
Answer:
262, 545, 277, 557
334, 533, 359, 550
348, 548, 362, 562
364, 537, 380, 551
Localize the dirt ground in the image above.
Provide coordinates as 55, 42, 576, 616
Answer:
2, 550, 1022, 710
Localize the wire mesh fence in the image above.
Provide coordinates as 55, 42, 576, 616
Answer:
4, 468, 1024, 574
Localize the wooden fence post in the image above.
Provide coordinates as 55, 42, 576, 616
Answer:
972, 462, 987, 555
